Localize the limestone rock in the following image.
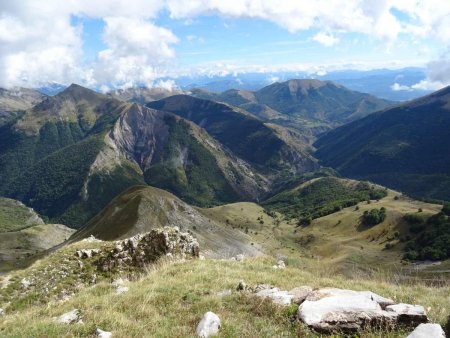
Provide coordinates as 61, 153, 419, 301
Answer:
406, 323, 446, 338
83, 235, 100, 243
234, 254, 244, 262
97, 328, 113, 338
196, 311, 221, 337
255, 287, 293, 306
298, 288, 427, 333
55, 309, 83, 325
273, 259, 286, 269
96, 227, 199, 272
75, 249, 102, 259
0, 308, 4, 316
288, 286, 313, 304
386, 303, 428, 325
21, 278, 31, 288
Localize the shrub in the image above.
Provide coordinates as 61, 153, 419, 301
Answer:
362, 207, 386, 226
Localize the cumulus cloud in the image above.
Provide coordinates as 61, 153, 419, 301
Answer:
93, 17, 178, 88
409, 55, 450, 91
0, 1, 171, 88
1, 0, 450, 89
313, 32, 339, 47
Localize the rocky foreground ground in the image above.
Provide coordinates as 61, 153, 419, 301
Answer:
0, 227, 448, 337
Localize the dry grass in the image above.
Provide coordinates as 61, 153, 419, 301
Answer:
0, 255, 449, 337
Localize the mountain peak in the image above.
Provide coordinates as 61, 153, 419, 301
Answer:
57, 83, 104, 101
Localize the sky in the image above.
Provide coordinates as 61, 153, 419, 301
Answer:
1, 0, 450, 91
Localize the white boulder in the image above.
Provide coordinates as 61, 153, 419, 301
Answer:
196, 311, 221, 337
298, 288, 398, 333
96, 328, 113, 338
55, 309, 83, 325
255, 287, 293, 306
406, 323, 446, 338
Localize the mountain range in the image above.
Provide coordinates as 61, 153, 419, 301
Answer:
188, 79, 392, 132
1, 79, 449, 232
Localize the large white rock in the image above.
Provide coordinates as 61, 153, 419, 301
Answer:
96, 328, 113, 338
406, 323, 446, 338
298, 288, 398, 333
255, 287, 293, 306
196, 311, 221, 337
55, 309, 83, 325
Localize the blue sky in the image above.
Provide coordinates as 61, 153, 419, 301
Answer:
1, 1, 450, 90
77, 13, 438, 71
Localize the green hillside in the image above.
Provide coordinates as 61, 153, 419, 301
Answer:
314, 85, 450, 201
262, 177, 387, 222
0, 198, 44, 233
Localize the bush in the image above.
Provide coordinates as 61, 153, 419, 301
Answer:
403, 212, 450, 261
362, 207, 386, 226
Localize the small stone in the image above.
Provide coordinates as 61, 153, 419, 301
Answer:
0, 308, 5, 316
97, 328, 113, 338
235, 254, 244, 262
255, 287, 293, 306
236, 281, 247, 291
406, 323, 445, 338
55, 309, 83, 325
21, 278, 31, 288
196, 311, 221, 337
215, 289, 232, 297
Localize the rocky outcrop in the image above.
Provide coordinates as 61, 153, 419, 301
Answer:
96, 227, 199, 272
196, 311, 221, 337
406, 323, 446, 338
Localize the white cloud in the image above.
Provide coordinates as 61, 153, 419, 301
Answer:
92, 17, 178, 88
409, 56, 450, 91
1, 1, 450, 89
154, 79, 179, 91
390, 82, 412, 91
313, 32, 339, 47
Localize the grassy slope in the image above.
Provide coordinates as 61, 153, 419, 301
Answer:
0, 249, 448, 337
70, 185, 260, 258
203, 188, 445, 277
0, 223, 74, 272
0, 198, 43, 233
